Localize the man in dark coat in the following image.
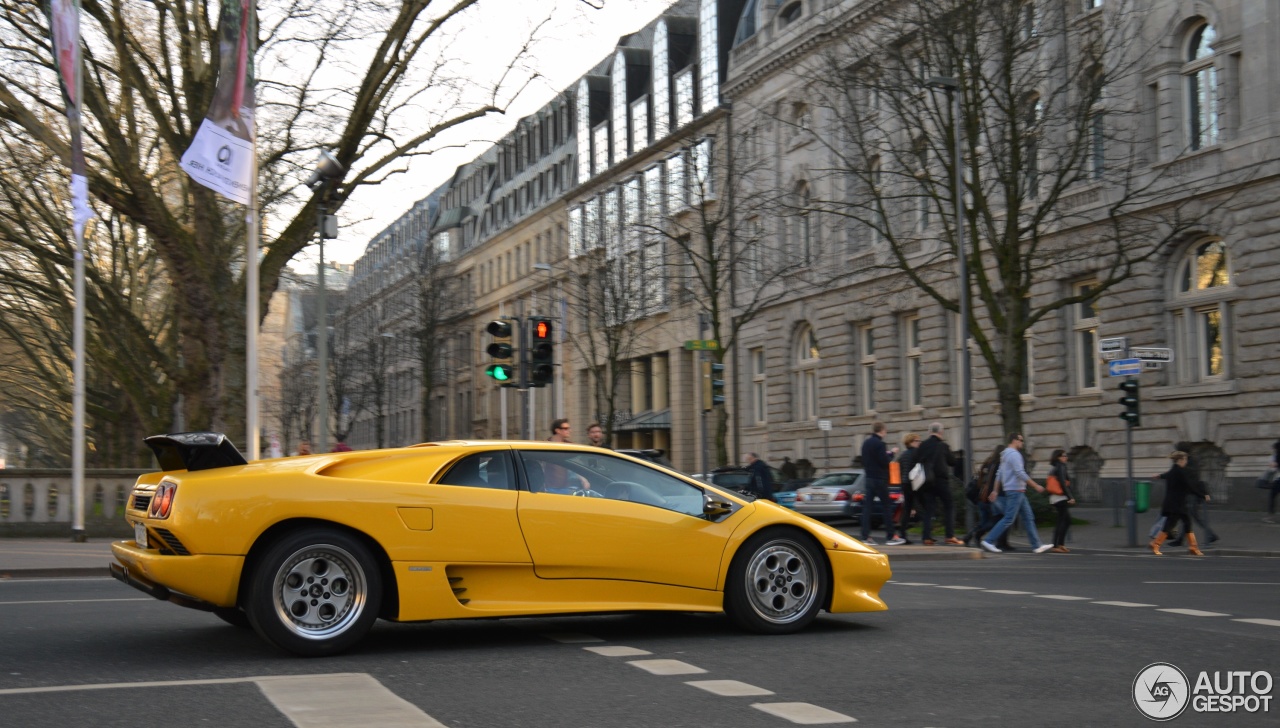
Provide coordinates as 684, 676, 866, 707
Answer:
914, 422, 962, 545
743, 452, 776, 502
858, 422, 898, 545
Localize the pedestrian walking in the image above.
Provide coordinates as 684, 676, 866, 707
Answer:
915, 422, 962, 545
1150, 451, 1210, 555
1170, 441, 1217, 545
548, 419, 572, 443
964, 445, 1006, 547
1046, 449, 1077, 553
859, 422, 898, 546
980, 433, 1053, 554
743, 452, 777, 502
891, 433, 922, 545
1265, 439, 1280, 524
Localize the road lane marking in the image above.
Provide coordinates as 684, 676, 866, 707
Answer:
257, 673, 447, 728
0, 672, 353, 696
686, 680, 775, 696
984, 590, 1034, 595
1092, 601, 1158, 608
583, 646, 651, 657
752, 702, 856, 724
891, 582, 936, 586
1234, 618, 1280, 627
0, 597, 152, 606
626, 659, 708, 676
1144, 582, 1280, 585
1035, 595, 1092, 601
0, 577, 114, 583
934, 585, 984, 590
1157, 608, 1230, 617
541, 632, 605, 644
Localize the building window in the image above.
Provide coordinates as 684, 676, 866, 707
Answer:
779, 2, 802, 25
903, 315, 922, 408
1020, 298, 1033, 396
913, 139, 930, 231
793, 325, 820, 421
667, 150, 687, 210
1089, 70, 1106, 179
693, 137, 715, 201
674, 68, 695, 129
1073, 282, 1101, 392
1019, 1, 1037, 41
859, 324, 876, 413
1171, 239, 1233, 382
1024, 95, 1042, 199
593, 122, 611, 176
752, 348, 766, 424
1184, 21, 1219, 151
630, 97, 649, 151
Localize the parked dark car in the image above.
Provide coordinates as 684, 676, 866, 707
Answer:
695, 466, 796, 508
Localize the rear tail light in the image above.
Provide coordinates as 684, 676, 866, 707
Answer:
836, 490, 851, 501
149, 482, 177, 519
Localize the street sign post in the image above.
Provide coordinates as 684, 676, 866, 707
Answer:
683, 339, 719, 351
817, 419, 832, 470
1108, 358, 1142, 377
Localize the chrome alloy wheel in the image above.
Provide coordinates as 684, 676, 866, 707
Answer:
271, 544, 367, 640
743, 539, 818, 625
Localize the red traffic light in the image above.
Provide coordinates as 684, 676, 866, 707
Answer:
534, 320, 550, 340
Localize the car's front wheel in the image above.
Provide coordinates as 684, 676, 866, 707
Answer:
724, 527, 826, 634
244, 527, 382, 656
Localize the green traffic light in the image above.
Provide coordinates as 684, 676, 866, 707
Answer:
486, 364, 511, 381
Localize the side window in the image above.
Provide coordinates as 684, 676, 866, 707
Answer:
519, 450, 706, 517
437, 451, 514, 490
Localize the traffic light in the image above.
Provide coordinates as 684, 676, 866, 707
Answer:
528, 317, 554, 387
1118, 379, 1140, 427
485, 319, 515, 386
701, 360, 726, 411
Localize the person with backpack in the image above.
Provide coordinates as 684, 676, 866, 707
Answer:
964, 445, 1006, 547
1046, 448, 1077, 553
890, 432, 923, 545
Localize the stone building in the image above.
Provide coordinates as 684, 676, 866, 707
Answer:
338, 0, 1279, 501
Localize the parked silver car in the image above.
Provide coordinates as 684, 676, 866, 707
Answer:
793, 469, 904, 523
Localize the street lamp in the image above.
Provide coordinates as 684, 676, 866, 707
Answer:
306, 150, 344, 453
925, 76, 972, 513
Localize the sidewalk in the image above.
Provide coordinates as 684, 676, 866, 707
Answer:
1, 508, 1275, 579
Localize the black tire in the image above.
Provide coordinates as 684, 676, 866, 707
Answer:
724, 527, 827, 634
213, 607, 251, 628
244, 527, 382, 657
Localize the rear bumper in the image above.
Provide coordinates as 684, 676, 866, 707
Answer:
826, 548, 891, 613
110, 540, 243, 609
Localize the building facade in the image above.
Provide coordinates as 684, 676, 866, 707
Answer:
338, 0, 1279, 501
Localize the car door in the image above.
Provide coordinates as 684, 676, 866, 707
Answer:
514, 449, 736, 590
403, 449, 530, 563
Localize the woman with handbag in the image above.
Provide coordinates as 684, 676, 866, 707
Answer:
1047, 449, 1077, 553
891, 433, 922, 545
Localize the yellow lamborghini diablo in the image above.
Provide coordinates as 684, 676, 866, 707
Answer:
111, 432, 890, 656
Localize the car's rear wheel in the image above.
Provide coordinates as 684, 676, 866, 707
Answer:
724, 527, 826, 634
213, 606, 251, 628
244, 527, 382, 656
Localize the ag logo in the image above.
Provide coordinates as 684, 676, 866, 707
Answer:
1134, 662, 1190, 721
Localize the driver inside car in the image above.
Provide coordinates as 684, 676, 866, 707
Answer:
539, 460, 592, 494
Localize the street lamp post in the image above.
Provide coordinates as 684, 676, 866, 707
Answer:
305, 151, 344, 453
926, 76, 972, 522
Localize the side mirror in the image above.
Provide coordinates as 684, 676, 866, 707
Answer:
703, 493, 734, 518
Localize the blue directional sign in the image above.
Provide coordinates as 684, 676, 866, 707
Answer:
1108, 358, 1142, 377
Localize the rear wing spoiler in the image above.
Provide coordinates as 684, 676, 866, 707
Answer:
144, 432, 248, 472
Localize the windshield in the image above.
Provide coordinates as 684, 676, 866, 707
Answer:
809, 472, 862, 488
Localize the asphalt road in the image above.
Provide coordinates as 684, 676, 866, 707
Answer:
1, 554, 1278, 727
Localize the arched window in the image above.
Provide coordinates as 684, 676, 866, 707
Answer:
1171, 239, 1233, 381
1184, 21, 1219, 151
1023, 94, 1042, 198
793, 325, 820, 421
779, 2, 803, 26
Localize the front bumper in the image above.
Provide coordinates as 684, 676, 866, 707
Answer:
110, 540, 244, 609
826, 548, 891, 613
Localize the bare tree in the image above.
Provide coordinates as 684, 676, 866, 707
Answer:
0, 0, 550, 444
793, 0, 1218, 433
413, 233, 471, 441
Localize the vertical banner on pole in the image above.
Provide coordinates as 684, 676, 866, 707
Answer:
48, 0, 89, 540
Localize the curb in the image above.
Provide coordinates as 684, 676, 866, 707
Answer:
0, 567, 111, 579
1069, 546, 1280, 558
884, 549, 985, 562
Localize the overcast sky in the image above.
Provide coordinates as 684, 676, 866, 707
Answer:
305, 0, 676, 267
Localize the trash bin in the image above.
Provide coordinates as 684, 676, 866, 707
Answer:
1135, 480, 1151, 514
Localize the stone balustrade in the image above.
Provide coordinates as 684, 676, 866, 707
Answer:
0, 469, 146, 536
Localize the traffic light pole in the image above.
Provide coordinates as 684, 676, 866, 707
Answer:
1125, 375, 1137, 548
